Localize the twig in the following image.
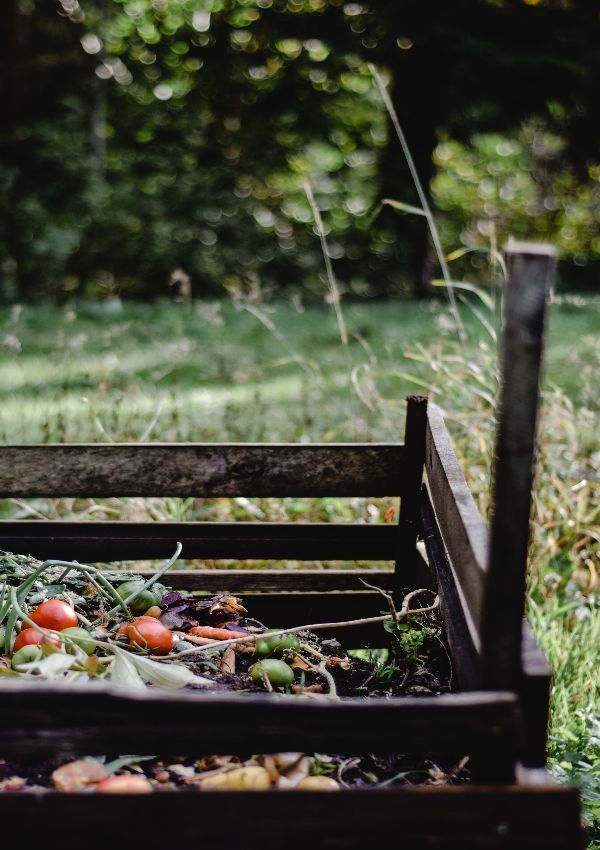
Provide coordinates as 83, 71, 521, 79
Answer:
358, 578, 398, 620
298, 644, 338, 698
260, 667, 273, 693
164, 589, 439, 660
94, 542, 182, 624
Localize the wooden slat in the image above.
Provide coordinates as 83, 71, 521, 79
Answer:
0, 520, 398, 561
482, 242, 556, 690
0, 784, 583, 850
396, 395, 428, 591
135, 568, 396, 594
421, 489, 550, 769
0, 443, 405, 498
425, 403, 488, 637
520, 622, 552, 768
0, 683, 520, 772
420, 489, 480, 689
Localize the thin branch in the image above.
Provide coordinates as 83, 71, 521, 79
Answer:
358, 577, 398, 620
298, 643, 338, 698
165, 589, 439, 660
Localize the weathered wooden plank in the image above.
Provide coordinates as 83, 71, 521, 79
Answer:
396, 395, 428, 591
182, 589, 397, 644
520, 621, 552, 768
0, 683, 519, 771
0, 443, 405, 498
135, 568, 396, 594
0, 784, 584, 850
0, 520, 398, 561
425, 403, 488, 636
482, 242, 556, 691
420, 489, 480, 690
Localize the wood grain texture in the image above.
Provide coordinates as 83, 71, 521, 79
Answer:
0, 785, 584, 850
520, 622, 552, 768
482, 243, 556, 690
0, 443, 405, 497
134, 567, 396, 593
420, 488, 480, 690
425, 403, 488, 635
0, 682, 519, 769
0, 520, 398, 561
396, 395, 428, 591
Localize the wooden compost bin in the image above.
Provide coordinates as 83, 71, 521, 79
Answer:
0, 243, 585, 849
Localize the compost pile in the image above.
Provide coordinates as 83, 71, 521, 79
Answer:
0, 550, 449, 698
0, 549, 462, 794
0, 751, 470, 794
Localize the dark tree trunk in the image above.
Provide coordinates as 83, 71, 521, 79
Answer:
375, 0, 448, 298
379, 62, 440, 298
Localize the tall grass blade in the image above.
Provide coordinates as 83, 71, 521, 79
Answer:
368, 63, 466, 344
303, 180, 349, 347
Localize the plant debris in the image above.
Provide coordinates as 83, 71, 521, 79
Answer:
0, 752, 471, 793
0, 550, 450, 699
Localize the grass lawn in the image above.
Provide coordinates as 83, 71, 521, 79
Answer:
1, 293, 599, 841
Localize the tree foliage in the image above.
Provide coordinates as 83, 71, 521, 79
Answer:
0, 0, 597, 301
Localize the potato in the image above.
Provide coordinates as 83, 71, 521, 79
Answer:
297, 776, 340, 791
199, 765, 271, 791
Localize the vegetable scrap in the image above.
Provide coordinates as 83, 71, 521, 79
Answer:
0, 752, 471, 793
0, 549, 449, 698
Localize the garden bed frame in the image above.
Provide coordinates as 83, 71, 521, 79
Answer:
0, 243, 585, 848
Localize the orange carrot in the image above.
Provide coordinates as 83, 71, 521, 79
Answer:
188, 625, 248, 641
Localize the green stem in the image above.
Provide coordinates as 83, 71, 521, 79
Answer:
8, 587, 79, 655
93, 542, 182, 624
8, 587, 122, 659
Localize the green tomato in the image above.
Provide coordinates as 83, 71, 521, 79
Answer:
61, 626, 97, 656
255, 630, 300, 658
12, 645, 43, 669
250, 659, 295, 688
116, 581, 166, 615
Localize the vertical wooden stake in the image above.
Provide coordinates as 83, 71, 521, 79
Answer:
396, 395, 428, 594
481, 241, 557, 691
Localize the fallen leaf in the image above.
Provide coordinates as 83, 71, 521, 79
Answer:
326, 656, 352, 671
52, 759, 108, 792
290, 654, 312, 671
293, 683, 323, 694
220, 646, 236, 674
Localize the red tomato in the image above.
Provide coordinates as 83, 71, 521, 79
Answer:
95, 775, 152, 794
13, 627, 60, 652
127, 618, 174, 654
30, 599, 78, 631
116, 616, 156, 636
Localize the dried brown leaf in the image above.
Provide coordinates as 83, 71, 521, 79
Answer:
220, 645, 236, 674
326, 656, 352, 671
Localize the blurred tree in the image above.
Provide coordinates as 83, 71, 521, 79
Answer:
0, 0, 597, 301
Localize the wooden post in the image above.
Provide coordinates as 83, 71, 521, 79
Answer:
481, 242, 557, 690
396, 395, 428, 592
